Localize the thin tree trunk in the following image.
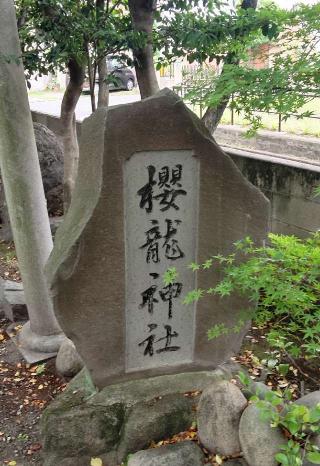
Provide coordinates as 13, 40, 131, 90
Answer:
0, 0, 64, 351
96, 0, 109, 108
60, 59, 85, 210
202, 0, 258, 133
87, 54, 96, 113
98, 57, 109, 107
128, 0, 160, 99
202, 97, 230, 134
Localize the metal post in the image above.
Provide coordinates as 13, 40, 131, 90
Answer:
231, 93, 234, 125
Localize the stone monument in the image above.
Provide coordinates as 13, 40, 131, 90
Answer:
46, 89, 269, 389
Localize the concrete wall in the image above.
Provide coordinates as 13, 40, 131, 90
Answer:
215, 125, 320, 164
227, 147, 320, 238
31, 110, 320, 238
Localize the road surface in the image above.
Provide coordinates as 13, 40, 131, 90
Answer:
28, 90, 140, 121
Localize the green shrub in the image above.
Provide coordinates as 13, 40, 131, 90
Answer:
165, 233, 320, 361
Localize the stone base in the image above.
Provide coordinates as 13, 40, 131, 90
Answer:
14, 321, 66, 363
40, 361, 241, 466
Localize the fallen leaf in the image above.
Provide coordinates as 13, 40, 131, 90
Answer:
91, 458, 103, 466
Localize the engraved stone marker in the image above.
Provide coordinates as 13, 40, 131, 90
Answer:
46, 89, 269, 389
125, 150, 198, 372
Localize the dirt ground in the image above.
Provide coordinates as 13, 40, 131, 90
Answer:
0, 316, 65, 466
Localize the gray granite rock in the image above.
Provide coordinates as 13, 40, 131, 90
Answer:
45, 89, 269, 389
295, 391, 320, 409
242, 381, 271, 401
0, 278, 27, 321
41, 365, 239, 465
197, 380, 247, 455
239, 404, 285, 466
117, 394, 196, 462
55, 338, 84, 377
127, 442, 204, 466
33, 122, 63, 215
0, 123, 63, 242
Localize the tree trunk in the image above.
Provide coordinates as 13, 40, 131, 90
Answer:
128, 0, 160, 99
96, 0, 109, 108
98, 56, 109, 107
202, 97, 230, 135
202, 0, 258, 133
60, 59, 85, 210
0, 0, 64, 353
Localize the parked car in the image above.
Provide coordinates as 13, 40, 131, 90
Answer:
82, 58, 136, 93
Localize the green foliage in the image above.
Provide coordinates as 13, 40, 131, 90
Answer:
35, 363, 46, 375
163, 267, 179, 286
238, 371, 320, 464
15, 0, 137, 83
252, 392, 320, 465
157, 2, 286, 64
158, 1, 320, 134
167, 233, 320, 360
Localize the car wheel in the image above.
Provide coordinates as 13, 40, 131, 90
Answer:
126, 79, 134, 91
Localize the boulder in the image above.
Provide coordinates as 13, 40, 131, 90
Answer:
294, 394, 320, 466
117, 394, 196, 462
239, 404, 285, 466
197, 380, 247, 455
55, 338, 84, 377
41, 364, 241, 465
295, 391, 320, 410
0, 123, 63, 240
33, 123, 63, 215
0, 278, 27, 321
242, 381, 271, 401
127, 442, 204, 466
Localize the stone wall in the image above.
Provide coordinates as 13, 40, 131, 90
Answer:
31, 111, 320, 238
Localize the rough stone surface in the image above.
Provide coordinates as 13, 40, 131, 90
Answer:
55, 338, 84, 377
41, 364, 240, 464
33, 122, 63, 215
239, 404, 285, 466
46, 89, 269, 389
197, 380, 247, 455
127, 442, 204, 466
0, 278, 27, 321
295, 391, 320, 409
242, 381, 271, 401
0, 123, 63, 240
117, 394, 196, 462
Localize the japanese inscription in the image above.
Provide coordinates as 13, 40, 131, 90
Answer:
125, 150, 199, 372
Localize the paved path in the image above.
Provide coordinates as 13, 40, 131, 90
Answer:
29, 91, 140, 121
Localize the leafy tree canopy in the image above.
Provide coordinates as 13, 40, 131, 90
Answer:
156, 1, 320, 133
16, 0, 142, 83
